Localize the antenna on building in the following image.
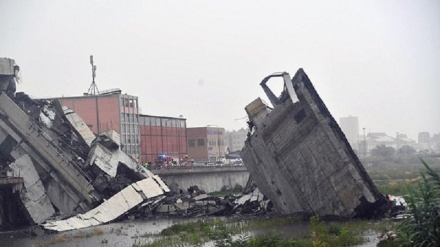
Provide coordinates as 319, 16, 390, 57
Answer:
86, 55, 99, 95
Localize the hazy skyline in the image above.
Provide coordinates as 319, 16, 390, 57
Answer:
1, 0, 439, 140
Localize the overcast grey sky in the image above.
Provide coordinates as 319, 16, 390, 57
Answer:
1, 0, 439, 139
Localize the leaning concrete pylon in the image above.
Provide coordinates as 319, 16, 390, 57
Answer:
242, 69, 388, 218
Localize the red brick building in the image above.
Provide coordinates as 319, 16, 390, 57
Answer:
138, 115, 187, 164
187, 126, 225, 162
49, 92, 187, 164
50, 92, 141, 160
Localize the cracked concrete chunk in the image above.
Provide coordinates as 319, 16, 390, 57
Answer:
9, 154, 55, 224
236, 194, 252, 205
63, 106, 96, 146
42, 176, 168, 232
87, 133, 154, 179
193, 194, 209, 201
242, 69, 388, 218
100, 130, 121, 150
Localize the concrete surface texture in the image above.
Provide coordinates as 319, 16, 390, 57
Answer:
42, 176, 169, 231
9, 154, 55, 224
242, 69, 388, 218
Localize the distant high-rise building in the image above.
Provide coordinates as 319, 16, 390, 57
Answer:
339, 116, 359, 149
418, 132, 430, 144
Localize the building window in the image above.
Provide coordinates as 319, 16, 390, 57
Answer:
188, 139, 195, 147
198, 139, 204, 146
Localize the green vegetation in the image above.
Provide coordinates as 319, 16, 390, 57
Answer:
132, 218, 241, 247
395, 160, 440, 246
363, 156, 440, 196
375, 159, 440, 246
369, 144, 417, 160
396, 145, 417, 157
309, 215, 363, 247
371, 144, 396, 160
374, 180, 418, 195
132, 215, 393, 247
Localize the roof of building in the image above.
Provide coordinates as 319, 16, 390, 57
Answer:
367, 133, 395, 143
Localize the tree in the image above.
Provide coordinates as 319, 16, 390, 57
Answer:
396, 145, 416, 157
371, 144, 395, 159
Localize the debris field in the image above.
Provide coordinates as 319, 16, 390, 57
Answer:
0, 58, 271, 232
1, 58, 394, 233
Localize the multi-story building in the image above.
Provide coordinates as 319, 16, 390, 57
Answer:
187, 126, 225, 162
50, 92, 141, 160
339, 116, 359, 150
366, 132, 416, 153
395, 133, 416, 150
418, 132, 431, 144
138, 115, 187, 164
366, 132, 396, 151
432, 133, 440, 153
225, 128, 247, 152
417, 132, 440, 153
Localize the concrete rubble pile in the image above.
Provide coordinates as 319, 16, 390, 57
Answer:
149, 185, 272, 218
0, 57, 169, 231
242, 69, 390, 219
0, 57, 272, 233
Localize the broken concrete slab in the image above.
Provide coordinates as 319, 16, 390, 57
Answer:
86, 131, 154, 179
42, 176, 168, 232
99, 130, 121, 150
194, 194, 209, 201
63, 106, 96, 146
9, 154, 56, 224
0, 92, 98, 213
242, 69, 388, 218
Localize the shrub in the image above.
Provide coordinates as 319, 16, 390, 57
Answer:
396, 159, 440, 246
